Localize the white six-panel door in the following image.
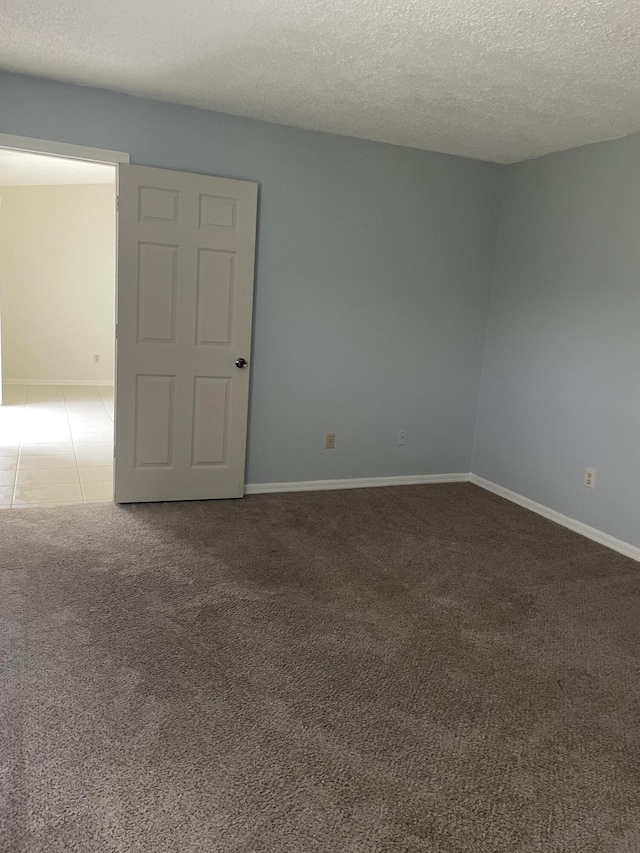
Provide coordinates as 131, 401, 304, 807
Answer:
114, 165, 258, 502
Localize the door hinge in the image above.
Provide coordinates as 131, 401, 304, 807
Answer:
115, 323, 118, 339
116, 195, 119, 211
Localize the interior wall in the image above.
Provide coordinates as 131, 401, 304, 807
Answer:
0, 182, 116, 383
0, 71, 503, 484
473, 133, 640, 549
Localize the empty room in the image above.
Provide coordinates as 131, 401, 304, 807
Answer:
1, 1, 639, 851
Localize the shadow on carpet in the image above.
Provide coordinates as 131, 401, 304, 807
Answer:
1, 483, 639, 851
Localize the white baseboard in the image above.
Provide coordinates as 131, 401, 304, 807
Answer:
3, 379, 114, 387
245, 472, 469, 495
245, 471, 640, 563
470, 474, 640, 564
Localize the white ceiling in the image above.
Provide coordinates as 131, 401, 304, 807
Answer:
2, 0, 639, 163
0, 149, 115, 187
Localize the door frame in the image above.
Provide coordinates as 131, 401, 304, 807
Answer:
0, 134, 129, 166
0, 134, 128, 472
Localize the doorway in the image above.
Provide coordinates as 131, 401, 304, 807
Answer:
0, 135, 259, 508
0, 147, 118, 508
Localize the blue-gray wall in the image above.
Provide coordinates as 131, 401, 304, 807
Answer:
1, 73, 637, 547
0, 72, 502, 484
473, 134, 640, 548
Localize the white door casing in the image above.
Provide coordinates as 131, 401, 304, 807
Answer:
115, 164, 258, 502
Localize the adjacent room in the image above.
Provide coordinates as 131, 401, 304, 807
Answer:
0, 149, 116, 506
1, 1, 639, 851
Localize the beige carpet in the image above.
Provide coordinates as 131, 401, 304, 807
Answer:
2, 483, 639, 852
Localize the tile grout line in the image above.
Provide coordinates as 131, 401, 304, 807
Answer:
71, 385, 114, 504
12, 387, 27, 507
7, 384, 114, 508
96, 385, 114, 422
11, 387, 23, 507
17, 385, 80, 508
16, 386, 62, 508
65, 384, 88, 504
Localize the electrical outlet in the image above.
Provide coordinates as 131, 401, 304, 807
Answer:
398, 429, 408, 446
93, 354, 101, 364
584, 468, 596, 489
325, 433, 335, 450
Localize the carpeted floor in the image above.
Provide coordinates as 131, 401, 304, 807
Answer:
1, 483, 639, 852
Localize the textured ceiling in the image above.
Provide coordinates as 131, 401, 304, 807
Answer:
0, 150, 116, 186
1, 0, 639, 163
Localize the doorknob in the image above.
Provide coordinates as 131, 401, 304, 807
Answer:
235, 357, 248, 368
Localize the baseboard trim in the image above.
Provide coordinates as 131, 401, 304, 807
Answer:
245, 472, 469, 495
3, 379, 114, 387
469, 474, 640, 564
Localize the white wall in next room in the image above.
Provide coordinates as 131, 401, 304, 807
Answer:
0, 182, 116, 383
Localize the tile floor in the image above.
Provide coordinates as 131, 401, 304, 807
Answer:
0, 384, 114, 508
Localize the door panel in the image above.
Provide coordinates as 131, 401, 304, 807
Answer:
115, 164, 258, 502
137, 242, 178, 343
191, 377, 229, 466
196, 249, 234, 344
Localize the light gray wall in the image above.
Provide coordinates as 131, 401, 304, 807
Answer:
0, 72, 502, 484
473, 133, 640, 548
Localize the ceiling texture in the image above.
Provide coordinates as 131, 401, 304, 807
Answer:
2, 0, 639, 163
